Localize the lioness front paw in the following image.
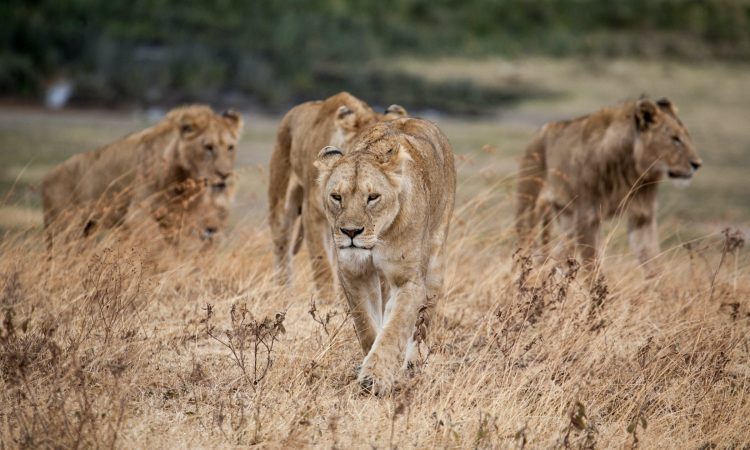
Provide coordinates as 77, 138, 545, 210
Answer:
357, 355, 398, 396
403, 337, 420, 373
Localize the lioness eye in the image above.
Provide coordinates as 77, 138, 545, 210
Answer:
228, 144, 235, 152
672, 136, 682, 145
331, 193, 341, 202
368, 193, 380, 203
204, 144, 215, 154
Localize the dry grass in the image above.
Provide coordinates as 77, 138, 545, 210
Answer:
1, 58, 749, 448
1, 181, 748, 448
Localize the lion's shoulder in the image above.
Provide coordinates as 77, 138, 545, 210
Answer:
542, 101, 638, 145
359, 118, 452, 169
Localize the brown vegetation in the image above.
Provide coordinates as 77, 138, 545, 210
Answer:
1, 187, 747, 447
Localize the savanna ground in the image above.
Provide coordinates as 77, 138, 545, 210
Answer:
0, 58, 748, 448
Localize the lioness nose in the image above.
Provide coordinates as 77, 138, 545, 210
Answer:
217, 170, 230, 180
340, 227, 364, 238
211, 181, 227, 192
202, 227, 217, 239
690, 160, 702, 171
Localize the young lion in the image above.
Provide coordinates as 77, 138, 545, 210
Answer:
42, 105, 243, 247
315, 118, 456, 395
268, 92, 407, 301
516, 97, 702, 271
152, 176, 236, 247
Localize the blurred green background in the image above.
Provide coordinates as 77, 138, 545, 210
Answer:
3, 0, 750, 113
1, 1, 749, 241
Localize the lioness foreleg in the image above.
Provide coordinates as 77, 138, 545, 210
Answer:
358, 279, 424, 395
628, 205, 660, 276
339, 269, 381, 355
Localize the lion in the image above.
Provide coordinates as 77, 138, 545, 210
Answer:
315, 117, 456, 395
152, 176, 236, 247
41, 105, 243, 247
268, 92, 407, 302
516, 97, 702, 272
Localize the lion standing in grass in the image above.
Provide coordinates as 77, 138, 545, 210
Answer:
516, 97, 702, 271
41, 105, 243, 246
315, 118, 456, 395
153, 177, 236, 247
268, 92, 407, 301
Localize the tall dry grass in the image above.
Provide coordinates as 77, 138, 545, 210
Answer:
0, 176, 747, 449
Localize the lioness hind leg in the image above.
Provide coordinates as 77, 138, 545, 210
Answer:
531, 197, 554, 265
549, 208, 577, 265
405, 204, 452, 372
269, 181, 303, 286
42, 209, 56, 256
408, 242, 447, 370
576, 218, 601, 278
303, 204, 335, 303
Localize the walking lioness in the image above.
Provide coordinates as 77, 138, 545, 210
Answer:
315, 118, 456, 394
268, 92, 407, 301
516, 97, 702, 271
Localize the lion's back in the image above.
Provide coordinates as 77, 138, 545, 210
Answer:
400, 118, 454, 169
286, 92, 374, 184
385, 118, 456, 235
393, 118, 456, 203
542, 104, 633, 192
41, 125, 157, 227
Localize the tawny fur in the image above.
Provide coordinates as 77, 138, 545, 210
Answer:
516, 97, 702, 272
41, 105, 243, 248
315, 118, 456, 395
152, 177, 236, 247
267, 92, 407, 302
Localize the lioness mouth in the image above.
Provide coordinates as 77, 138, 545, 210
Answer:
668, 170, 693, 179
340, 244, 372, 250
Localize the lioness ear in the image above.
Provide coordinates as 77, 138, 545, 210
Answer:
179, 119, 199, 138
334, 105, 357, 131
314, 146, 344, 181
166, 107, 199, 138
384, 104, 408, 119
656, 97, 678, 116
635, 98, 659, 131
222, 109, 244, 135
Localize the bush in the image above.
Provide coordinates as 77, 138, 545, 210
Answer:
1, 0, 749, 111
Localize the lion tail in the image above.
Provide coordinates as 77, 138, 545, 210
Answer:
515, 128, 548, 251
268, 113, 293, 219
291, 219, 304, 255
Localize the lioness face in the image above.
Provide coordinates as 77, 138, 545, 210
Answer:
315, 145, 406, 259
634, 98, 702, 180
188, 179, 235, 243
177, 110, 243, 183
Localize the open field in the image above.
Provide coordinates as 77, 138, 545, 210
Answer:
0, 58, 749, 448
